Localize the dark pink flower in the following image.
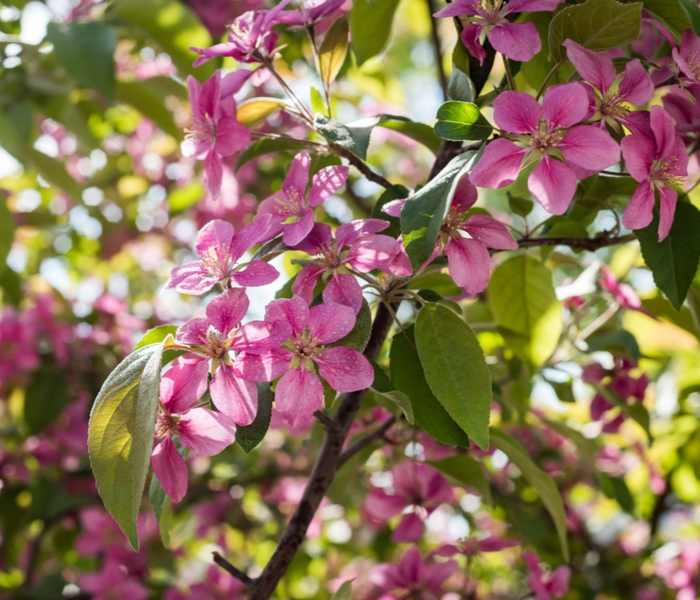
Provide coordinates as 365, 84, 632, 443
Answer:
165, 217, 279, 295
365, 461, 455, 542
256, 152, 349, 246
620, 105, 688, 240
434, 0, 563, 64
276, 0, 346, 27
235, 296, 373, 427
79, 561, 150, 600
183, 71, 251, 199
470, 83, 620, 215
174, 288, 291, 425
292, 219, 398, 314
564, 39, 653, 132
523, 552, 571, 600
598, 265, 656, 318
672, 29, 700, 87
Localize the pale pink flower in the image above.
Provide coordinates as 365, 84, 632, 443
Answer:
523, 552, 571, 600
166, 217, 279, 295
470, 83, 620, 215
256, 152, 349, 246
235, 296, 374, 428
365, 461, 455, 542
292, 219, 399, 314
175, 288, 291, 425
183, 70, 251, 199
564, 39, 653, 132
621, 105, 688, 240
434, 0, 563, 64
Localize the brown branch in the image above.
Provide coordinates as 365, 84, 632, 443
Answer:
213, 552, 254, 587
328, 141, 393, 190
337, 415, 397, 468
514, 233, 636, 252
426, 0, 448, 100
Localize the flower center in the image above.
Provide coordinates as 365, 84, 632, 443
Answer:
685, 48, 700, 80
155, 412, 181, 439
470, 0, 505, 26
186, 115, 218, 150
532, 120, 565, 151
276, 188, 306, 222
289, 328, 325, 361
652, 155, 685, 187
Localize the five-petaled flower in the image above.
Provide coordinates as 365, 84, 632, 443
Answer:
235, 296, 374, 428
469, 82, 621, 215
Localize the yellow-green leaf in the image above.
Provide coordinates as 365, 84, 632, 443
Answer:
236, 98, 288, 127
318, 17, 349, 88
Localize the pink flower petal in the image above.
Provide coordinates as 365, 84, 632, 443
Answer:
398, 546, 423, 585
541, 82, 589, 129
199, 72, 221, 122
548, 566, 571, 597
505, 0, 563, 11
282, 152, 311, 198
274, 367, 324, 428
322, 273, 364, 314
204, 151, 224, 200
228, 214, 273, 261
622, 182, 655, 231
231, 260, 280, 287
445, 236, 491, 295
206, 288, 249, 336
391, 461, 419, 497
177, 407, 237, 456
563, 39, 615, 95
650, 105, 677, 159
391, 512, 425, 542
282, 209, 315, 247
309, 165, 349, 206
423, 560, 459, 592
558, 125, 620, 171
210, 363, 258, 425
152, 437, 188, 503
308, 303, 356, 344
462, 214, 518, 250
528, 156, 578, 215
451, 174, 479, 212
461, 23, 486, 64
235, 347, 291, 382
346, 235, 398, 272
618, 58, 654, 105
493, 91, 541, 135
294, 222, 333, 254
292, 263, 325, 303
187, 76, 203, 120
232, 319, 292, 353
381, 199, 405, 218
166, 261, 217, 295
315, 346, 374, 392
365, 490, 407, 521
433, 0, 479, 17
488, 21, 541, 62
620, 133, 655, 182
160, 356, 209, 414
265, 296, 309, 335
215, 117, 251, 157
194, 219, 234, 259
176, 317, 210, 345
469, 138, 529, 189
336, 218, 390, 249
220, 69, 254, 97
657, 185, 677, 241
478, 535, 520, 552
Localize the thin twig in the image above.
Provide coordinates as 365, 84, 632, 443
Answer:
337, 416, 397, 467
213, 552, 254, 586
507, 233, 635, 252
314, 410, 338, 431
426, 0, 449, 100
535, 58, 566, 100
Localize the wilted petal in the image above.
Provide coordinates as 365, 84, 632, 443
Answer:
315, 346, 374, 392
622, 182, 655, 231
210, 363, 258, 425
231, 260, 280, 287
160, 356, 209, 414
152, 437, 188, 503
559, 125, 620, 171
292, 264, 325, 303
232, 320, 292, 353
488, 21, 541, 62
322, 273, 364, 314
541, 82, 590, 128
282, 209, 315, 247
308, 303, 356, 344
265, 296, 309, 334
618, 58, 654, 105
336, 219, 390, 249
165, 261, 217, 295
445, 236, 491, 295
391, 513, 425, 543
563, 39, 615, 95
620, 134, 655, 182
206, 288, 249, 336
658, 185, 677, 241
275, 367, 324, 428
493, 91, 541, 134
215, 117, 251, 156
235, 347, 291, 382
528, 156, 578, 215
346, 235, 398, 271
469, 138, 529, 189
309, 165, 349, 206
177, 408, 237, 456
462, 214, 518, 250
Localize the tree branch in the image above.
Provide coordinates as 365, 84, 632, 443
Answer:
513, 233, 635, 252
426, 0, 448, 100
213, 552, 255, 586
337, 415, 397, 468
328, 141, 393, 190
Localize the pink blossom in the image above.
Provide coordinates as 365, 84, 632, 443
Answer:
564, 40, 653, 132
292, 219, 398, 314
235, 296, 373, 427
673, 29, 700, 87
166, 218, 279, 295
523, 552, 571, 600
434, 0, 563, 64
277, 0, 346, 27
434, 535, 519, 558
620, 105, 688, 240
470, 83, 620, 214
174, 288, 291, 425
151, 356, 237, 502
365, 461, 454, 542
191, 0, 291, 66
182, 71, 251, 199
598, 265, 656, 318
384, 175, 517, 294
79, 561, 150, 600
256, 152, 349, 246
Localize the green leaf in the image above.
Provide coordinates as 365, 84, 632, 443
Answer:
371, 184, 409, 238
0, 192, 15, 276
168, 182, 204, 213
111, 0, 214, 81
434, 101, 492, 141
116, 80, 182, 140
586, 329, 641, 363
375, 115, 442, 154
415, 303, 492, 450
370, 360, 414, 424
149, 475, 172, 547
24, 366, 70, 434
13, 147, 82, 202
331, 579, 354, 600
635, 202, 700, 311
641, 0, 691, 42
490, 428, 570, 562
401, 150, 481, 272
488, 256, 563, 369
679, 0, 700, 36
508, 194, 534, 218
135, 325, 178, 350
315, 114, 374, 160
330, 299, 372, 352
350, 0, 401, 65
448, 68, 476, 103
390, 325, 470, 447
548, 0, 643, 62
310, 87, 328, 116
236, 383, 273, 453
319, 17, 349, 88
521, 12, 575, 91
88, 343, 164, 550
408, 272, 462, 297
427, 455, 492, 504
236, 138, 319, 171
46, 22, 117, 100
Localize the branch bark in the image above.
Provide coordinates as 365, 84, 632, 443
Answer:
337, 415, 397, 468
514, 233, 635, 252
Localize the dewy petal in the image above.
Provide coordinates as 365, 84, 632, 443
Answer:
204, 151, 224, 200
346, 235, 398, 272
294, 222, 333, 254
462, 214, 518, 250
275, 367, 324, 428
165, 261, 217, 295
282, 209, 315, 247
151, 437, 188, 503
210, 362, 258, 425
445, 236, 491, 296
282, 151, 311, 198
657, 185, 678, 241
215, 117, 251, 157
176, 317, 210, 345
265, 296, 309, 335
461, 23, 486, 64
160, 356, 209, 414
228, 213, 272, 261
618, 58, 654, 105
292, 264, 325, 303
322, 273, 364, 315
315, 346, 374, 392
391, 513, 425, 543
177, 408, 237, 456
308, 303, 356, 343
488, 21, 541, 62
308, 165, 349, 206
194, 219, 234, 259
493, 91, 541, 135
620, 134, 655, 182
205, 287, 249, 336
469, 138, 529, 189
563, 40, 615, 95
622, 182, 655, 231
541, 82, 590, 128
336, 219, 390, 249
231, 260, 280, 287
232, 320, 292, 354
558, 125, 620, 171
528, 156, 578, 215
235, 347, 291, 382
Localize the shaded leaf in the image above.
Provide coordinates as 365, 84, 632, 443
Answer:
642, 0, 691, 42
24, 366, 70, 434
370, 359, 414, 424
350, 0, 401, 65
315, 114, 374, 160
236, 383, 273, 453
679, 0, 700, 36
